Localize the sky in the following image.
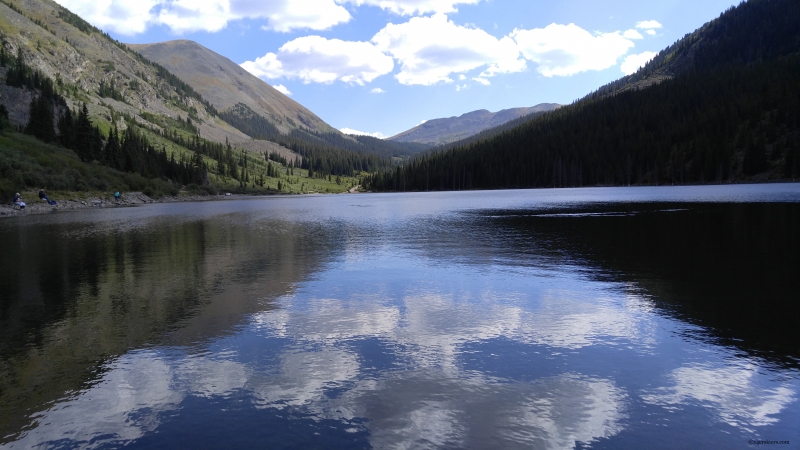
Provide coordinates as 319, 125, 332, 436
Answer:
53, 0, 739, 138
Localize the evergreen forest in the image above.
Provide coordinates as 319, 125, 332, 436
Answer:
365, 0, 800, 191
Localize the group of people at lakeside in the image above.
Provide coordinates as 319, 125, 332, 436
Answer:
12, 190, 57, 209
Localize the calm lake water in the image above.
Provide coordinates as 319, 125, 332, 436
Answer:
1, 184, 799, 449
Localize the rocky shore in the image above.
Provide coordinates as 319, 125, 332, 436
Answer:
0, 192, 225, 217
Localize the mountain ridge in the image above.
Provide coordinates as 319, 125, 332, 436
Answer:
389, 104, 560, 146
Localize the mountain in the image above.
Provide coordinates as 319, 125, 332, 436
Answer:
592, 0, 800, 98
0, 0, 250, 144
128, 40, 333, 135
389, 104, 560, 146
365, 0, 800, 192
128, 40, 430, 162
0, 0, 386, 200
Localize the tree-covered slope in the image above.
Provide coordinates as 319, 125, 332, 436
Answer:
366, 0, 800, 192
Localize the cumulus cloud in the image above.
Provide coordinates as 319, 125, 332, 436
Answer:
342, 0, 481, 15
341, 128, 387, 138
53, 0, 351, 35
512, 23, 635, 77
623, 29, 644, 39
472, 77, 490, 85
54, 0, 159, 35
241, 36, 394, 85
272, 84, 292, 96
620, 51, 657, 75
372, 13, 525, 85
370, 87, 386, 93
636, 20, 663, 30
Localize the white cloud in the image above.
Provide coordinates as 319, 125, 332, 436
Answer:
512, 23, 635, 77
53, 0, 351, 35
251, 0, 352, 33
636, 20, 663, 30
620, 51, 657, 75
341, 128, 386, 138
472, 77, 490, 85
372, 13, 525, 86
370, 87, 386, 93
241, 36, 394, 85
272, 84, 292, 95
54, 0, 159, 35
646, 29, 657, 36
341, 0, 481, 16
623, 29, 644, 39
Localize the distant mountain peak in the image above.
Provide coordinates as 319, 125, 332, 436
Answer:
389, 104, 560, 146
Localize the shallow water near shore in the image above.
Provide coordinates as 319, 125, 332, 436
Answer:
1, 184, 799, 449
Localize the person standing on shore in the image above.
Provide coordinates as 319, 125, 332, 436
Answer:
13, 193, 25, 209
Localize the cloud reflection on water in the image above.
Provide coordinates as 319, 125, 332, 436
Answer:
9, 353, 181, 448
642, 363, 796, 432
5, 188, 800, 449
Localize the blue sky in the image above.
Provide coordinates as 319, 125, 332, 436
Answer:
55, 0, 739, 137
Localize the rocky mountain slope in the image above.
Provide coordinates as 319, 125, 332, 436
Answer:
128, 40, 334, 136
0, 0, 260, 148
389, 104, 560, 146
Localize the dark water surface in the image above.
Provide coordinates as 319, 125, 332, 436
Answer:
1, 185, 799, 449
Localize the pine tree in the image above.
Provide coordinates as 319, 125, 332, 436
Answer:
0, 104, 10, 131
24, 95, 56, 142
74, 104, 93, 161
105, 127, 122, 170
57, 107, 75, 149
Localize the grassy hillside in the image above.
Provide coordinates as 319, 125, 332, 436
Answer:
366, 0, 800, 192
0, 131, 177, 199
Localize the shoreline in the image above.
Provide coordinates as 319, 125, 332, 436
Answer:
0, 188, 366, 217
0, 191, 248, 217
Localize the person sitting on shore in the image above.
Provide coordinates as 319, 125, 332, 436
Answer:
13, 193, 25, 210
39, 190, 57, 206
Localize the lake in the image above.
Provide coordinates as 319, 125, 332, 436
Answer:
1, 184, 799, 449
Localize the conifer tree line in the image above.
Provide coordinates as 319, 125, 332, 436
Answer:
365, 0, 800, 192
220, 104, 391, 177
219, 103, 432, 176
57, 104, 209, 187
366, 57, 799, 191
0, 42, 297, 191
1, 48, 210, 188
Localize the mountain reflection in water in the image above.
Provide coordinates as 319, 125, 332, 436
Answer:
1, 185, 798, 449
